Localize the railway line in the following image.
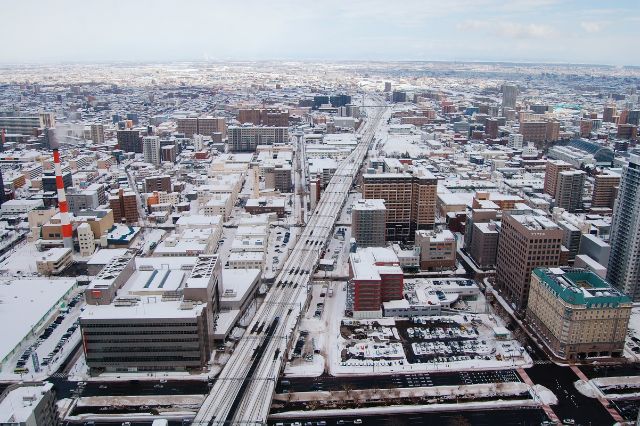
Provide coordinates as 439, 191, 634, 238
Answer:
192, 96, 387, 425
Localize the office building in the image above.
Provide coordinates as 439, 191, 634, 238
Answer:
502, 84, 518, 111
142, 136, 161, 165
67, 184, 107, 214
592, 170, 621, 209
526, 268, 631, 361
519, 120, 560, 146
495, 213, 563, 312
77, 222, 96, 257
580, 119, 593, 138
349, 247, 404, 318
351, 199, 387, 248
607, 153, 640, 300
177, 117, 198, 137
543, 160, 573, 197
228, 126, 288, 152
414, 229, 456, 270
362, 169, 437, 242
90, 123, 104, 144
555, 170, 585, 212
109, 189, 139, 223
116, 129, 142, 153
469, 222, 499, 269
0, 382, 59, 426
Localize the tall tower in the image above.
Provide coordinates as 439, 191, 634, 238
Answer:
607, 153, 640, 300
502, 84, 518, 112
53, 148, 73, 248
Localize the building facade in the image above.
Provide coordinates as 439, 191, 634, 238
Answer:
351, 199, 386, 248
607, 153, 640, 300
526, 268, 631, 361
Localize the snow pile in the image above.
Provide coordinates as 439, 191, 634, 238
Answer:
574, 380, 600, 398
532, 384, 558, 405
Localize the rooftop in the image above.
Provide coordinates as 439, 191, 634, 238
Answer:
533, 268, 631, 307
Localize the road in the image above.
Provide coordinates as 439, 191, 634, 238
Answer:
193, 97, 387, 425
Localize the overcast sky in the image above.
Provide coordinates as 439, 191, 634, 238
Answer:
2, 0, 639, 65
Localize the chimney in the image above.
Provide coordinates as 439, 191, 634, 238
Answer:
53, 148, 73, 249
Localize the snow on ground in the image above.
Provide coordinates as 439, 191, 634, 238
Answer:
622, 306, 640, 362
76, 395, 204, 407
284, 354, 325, 377
379, 133, 430, 158
271, 398, 540, 419
574, 380, 601, 398
276, 382, 531, 402
532, 384, 558, 405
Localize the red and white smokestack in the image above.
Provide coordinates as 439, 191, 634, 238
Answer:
53, 148, 73, 249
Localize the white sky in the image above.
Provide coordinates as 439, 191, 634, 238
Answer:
1, 0, 639, 65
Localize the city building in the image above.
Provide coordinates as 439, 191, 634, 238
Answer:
238, 109, 289, 127
35, 247, 73, 275
362, 168, 437, 242
228, 126, 288, 152
469, 222, 499, 269
592, 170, 620, 209
90, 123, 104, 144
351, 199, 387, 248
117, 129, 142, 153
414, 229, 456, 270
77, 222, 96, 257
554, 170, 585, 212
144, 175, 172, 193
543, 160, 573, 197
502, 84, 518, 111
507, 133, 523, 149
519, 120, 559, 146
142, 136, 161, 165
607, 153, 640, 301
526, 267, 631, 361
108, 189, 139, 223
495, 213, 563, 312
349, 247, 403, 318
0, 382, 59, 426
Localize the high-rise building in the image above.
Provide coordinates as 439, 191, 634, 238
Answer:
142, 136, 161, 165
526, 267, 631, 361
579, 119, 593, 138
607, 153, 640, 300
197, 117, 226, 139
116, 129, 142, 153
193, 134, 204, 151
228, 126, 288, 152
628, 110, 640, 126
555, 170, 585, 212
351, 199, 387, 248
485, 118, 499, 138
90, 123, 104, 144
237, 109, 289, 127
0, 112, 55, 136
603, 105, 617, 123
592, 170, 621, 209
502, 84, 518, 111
362, 169, 437, 242
109, 189, 139, 223
543, 160, 573, 197
495, 212, 563, 312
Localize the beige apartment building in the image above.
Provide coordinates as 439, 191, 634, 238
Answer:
592, 170, 620, 209
362, 169, 437, 242
543, 160, 573, 197
526, 267, 631, 361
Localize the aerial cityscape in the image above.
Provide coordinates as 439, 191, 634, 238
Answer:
0, 2, 640, 426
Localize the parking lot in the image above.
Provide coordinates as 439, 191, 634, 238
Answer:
5, 291, 84, 378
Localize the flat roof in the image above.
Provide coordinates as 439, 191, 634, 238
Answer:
0, 278, 76, 362
0, 383, 54, 422
80, 299, 206, 321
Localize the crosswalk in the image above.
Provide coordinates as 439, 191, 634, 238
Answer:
49, 372, 68, 379
533, 359, 552, 365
